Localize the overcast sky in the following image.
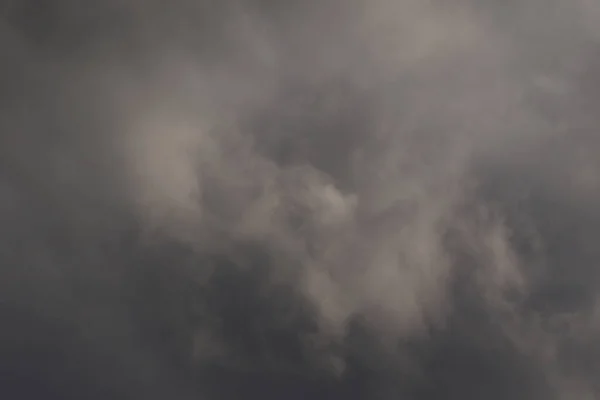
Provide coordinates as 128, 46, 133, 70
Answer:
1, 1, 600, 399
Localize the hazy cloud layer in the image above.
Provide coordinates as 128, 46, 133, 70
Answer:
1, 1, 600, 399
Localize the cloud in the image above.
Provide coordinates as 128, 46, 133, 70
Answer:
1, 0, 600, 399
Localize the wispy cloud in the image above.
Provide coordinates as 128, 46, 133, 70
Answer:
1, 1, 600, 399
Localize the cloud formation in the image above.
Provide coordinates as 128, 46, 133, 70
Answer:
1, 0, 600, 399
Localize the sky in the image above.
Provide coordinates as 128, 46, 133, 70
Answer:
1, 1, 600, 399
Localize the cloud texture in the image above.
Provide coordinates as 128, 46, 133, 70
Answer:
1, 0, 600, 399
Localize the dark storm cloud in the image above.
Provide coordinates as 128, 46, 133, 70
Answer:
1, 1, 600, 399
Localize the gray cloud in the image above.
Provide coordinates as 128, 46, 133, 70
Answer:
1, 0, 600, 399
